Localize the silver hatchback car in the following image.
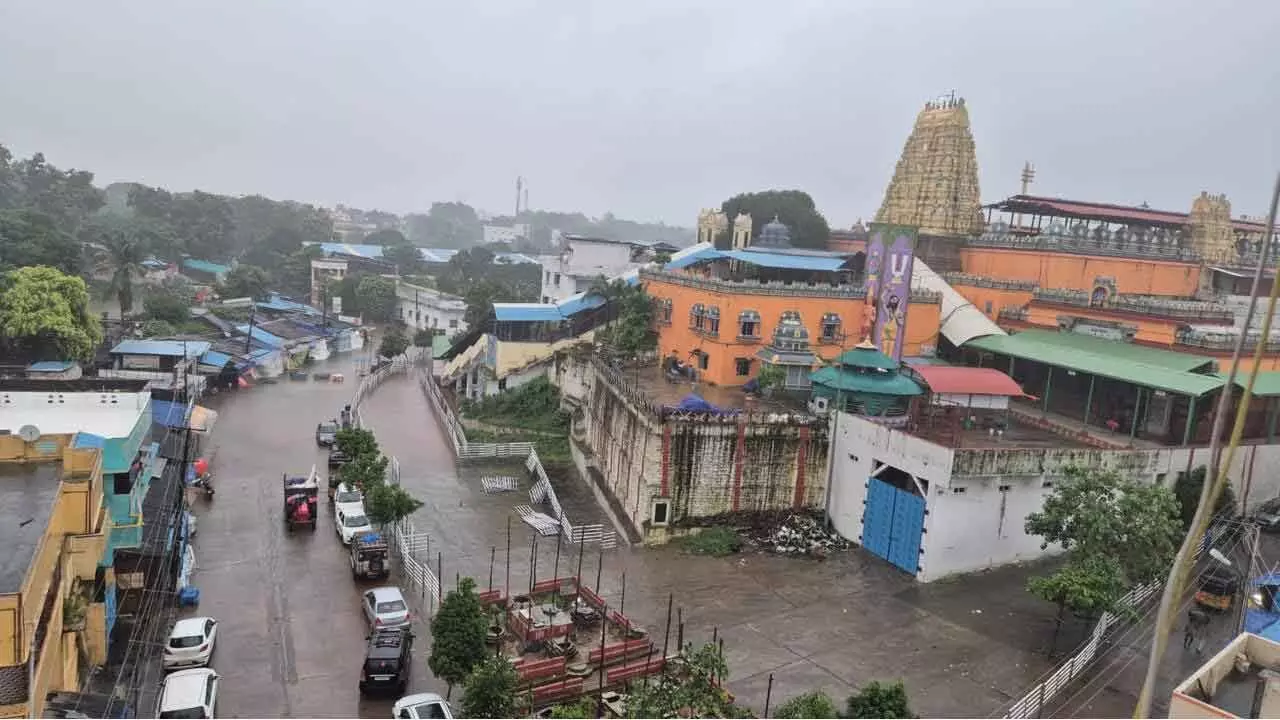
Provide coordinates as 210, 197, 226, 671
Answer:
362, 586, 410, 629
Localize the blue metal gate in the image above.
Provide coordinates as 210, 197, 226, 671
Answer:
861, 477, 925, 575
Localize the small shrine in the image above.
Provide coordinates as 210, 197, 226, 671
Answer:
809, 341, 922, 423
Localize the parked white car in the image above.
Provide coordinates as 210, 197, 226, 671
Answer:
157, 667, 219, 719
334, 482, 364, 518
163, 617, 218, 671
336, 505, 373, 545
362, 586, 411, 629
393, 692, 454, 719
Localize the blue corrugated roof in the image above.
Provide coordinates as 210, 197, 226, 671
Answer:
200, 350, 233, 367
182, 258, 231, 275
556, 292, 607, 316
27, 360, 76, 372
663, 242, 721, 270
235, 325, 286, 349
151, 400, 189, 428
720, 249, 849, 271
421, 248, 458, 263
73, 432, 106, 450
112, 340, 212, 358
494, 304, 565, 322
255, 293, 322, 316
308, 242, 534, 265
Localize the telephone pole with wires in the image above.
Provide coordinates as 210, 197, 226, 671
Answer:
1135, 173, 1280, 718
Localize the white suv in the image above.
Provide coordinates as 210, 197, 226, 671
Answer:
158, 668, 219, 719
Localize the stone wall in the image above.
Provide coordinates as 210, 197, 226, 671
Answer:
580, 358, 828, 542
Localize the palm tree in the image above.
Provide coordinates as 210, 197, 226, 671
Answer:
82, 214, 157, 317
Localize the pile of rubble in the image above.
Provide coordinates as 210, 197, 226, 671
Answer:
749, 513, 850, 558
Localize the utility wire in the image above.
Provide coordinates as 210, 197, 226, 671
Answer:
1135, 174, 1280, 717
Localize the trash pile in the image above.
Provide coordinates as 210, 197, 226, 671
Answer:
750, 513, 850, 558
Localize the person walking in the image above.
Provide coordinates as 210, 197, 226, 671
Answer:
1185, 607, 1211, 653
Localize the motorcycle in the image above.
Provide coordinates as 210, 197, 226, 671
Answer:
192, 472, 215, 497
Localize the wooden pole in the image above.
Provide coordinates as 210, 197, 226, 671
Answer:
488, 546, 495, 592
528, 534, 538, 595
764, 673, 774, 718
661, 595, 674, 659
504, 516, 511, 599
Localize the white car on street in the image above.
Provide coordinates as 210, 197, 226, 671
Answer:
157, 667, 219, 719
363, 586, 411, 629
393, 692, 454, 719
334, 482, 364, 516
163, 617, 218, 670
336, 505, 374, 545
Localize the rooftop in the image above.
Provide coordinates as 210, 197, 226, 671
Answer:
111, 339, 212, 358
0, 401, 149, 440
0, 461, 62, 593
910, 365, 1027, 397
965, 329, 1224, 397
26, 361, 76, 373
988, 194, 1273, 233
623, 363, 803, 414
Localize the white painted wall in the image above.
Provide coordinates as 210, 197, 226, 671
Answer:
396, 282, 467, 334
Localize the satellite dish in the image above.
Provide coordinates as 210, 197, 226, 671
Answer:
18, 425, 41, 442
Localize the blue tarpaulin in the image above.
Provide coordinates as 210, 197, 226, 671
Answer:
668, 393, 735, 415
151, 400, 188, 428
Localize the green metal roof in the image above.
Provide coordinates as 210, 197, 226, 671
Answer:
431, 335, 452, 359
810, 366, 923, 396
836, 346, 898, 371
965, 331, 1225, 397
1237, 371, 1280, 397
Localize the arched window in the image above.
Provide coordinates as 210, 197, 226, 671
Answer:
820, 313, 842, 343
652, 297, 673, 325
705, 306, 721, 336
738, 310, 761, 339
690, 303, 705, 331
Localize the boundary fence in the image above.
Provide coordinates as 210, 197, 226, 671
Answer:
1000, 519, 1244, 718
419, 367, 616, 550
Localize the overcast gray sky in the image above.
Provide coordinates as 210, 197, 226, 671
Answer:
1, 1, 1276, 227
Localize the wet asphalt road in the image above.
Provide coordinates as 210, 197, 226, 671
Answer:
191, 352, 438, 718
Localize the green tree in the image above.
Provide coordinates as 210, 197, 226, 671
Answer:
364, 482, 423, 529
460, 656, 518, 719
171, 190, 236, 261
335, 427, 380, 460
1174, 465, 1236, 529
717, 190, 830, 250
0, 209, 82, 275
627, 642, 733, 719
221, 264, 271, 300
143, 290, 190, 324
342, 453, 390, 493
9, 151, 105, 232
429, 576, 490, 698
548, 698, 597, 718
1025, 466, 1181, 639
844, 681, 913, 719
774, 690, 839, 719
593, 280, 656, 358
0, 266, 103, 362
80, 214, 170, 315
364, 228, 408, 246
378, 328, 410, 358
406, 202, 482, 248
356, 275, 397, 323
140, 319, 176, 337
384, 242, 424, 276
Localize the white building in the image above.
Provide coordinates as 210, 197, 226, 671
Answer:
396, 280, 467, 335
539, 235, 651, 303
826, 409, 1280, 583
483, 223, 530, 246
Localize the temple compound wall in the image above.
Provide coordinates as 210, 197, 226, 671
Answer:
575, 358, 828, 543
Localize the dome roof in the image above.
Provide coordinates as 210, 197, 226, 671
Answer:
837, 344, 898, 371
756, 216, 793, 247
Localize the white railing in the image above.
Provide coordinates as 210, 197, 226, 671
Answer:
1001, 521, 1241, 719
418, 367, 616, 549
395, 520, 442, 613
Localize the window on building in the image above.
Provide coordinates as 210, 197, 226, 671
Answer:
449, 319, 458, 328
542, 296, 550, 304
690, 303, 705, 331
651, 500, 670, 526
738, 310, 760, 339
705, 306, 720, 335
735, 358, 752, 376
984, 300, 993, 315
432, 317, 439, 327
820, 313, 842, 343
696, 351, 710, 370
415, 310, 421, 323
545, 270, 551, 283
661, 298, 673, 324
554, 273, 561, 286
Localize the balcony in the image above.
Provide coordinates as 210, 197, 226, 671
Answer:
643, 268, 943, 304
1032, 288, 1235, 323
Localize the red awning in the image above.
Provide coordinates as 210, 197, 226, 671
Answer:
912, 366, 1026, 397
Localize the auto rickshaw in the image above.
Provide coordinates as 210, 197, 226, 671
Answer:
1194, 568, 1240, 611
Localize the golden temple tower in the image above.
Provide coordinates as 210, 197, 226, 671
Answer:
1188, 191, 1234, 264
696, 208, 729, 245
876, 95, 984, 238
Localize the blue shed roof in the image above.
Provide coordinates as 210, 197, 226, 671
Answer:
151, 400, 189, 428
111, 340, 212, 358
235, 325, 286, 349
721, 249, 849, 271
255, 293, 322, 316
494, 304, 565, 322
663, 242, 721, 270
182, 258, 231, 275
200, 351, 233, 367
27, 360, 76, 372
556, 292, 607, 316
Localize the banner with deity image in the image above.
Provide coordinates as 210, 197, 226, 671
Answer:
862, 224, 918, 362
